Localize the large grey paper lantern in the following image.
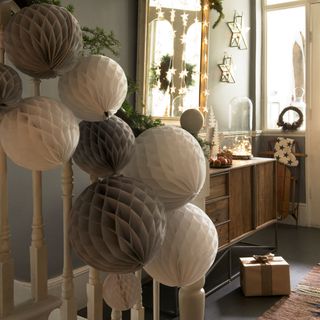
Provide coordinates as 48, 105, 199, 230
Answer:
73, 116, 135, 177
58, 55, 127, 121
144, 203, 218, 287
103, 273, 140, 311
0, 63, 22, 112
123, 126, 206, 210
69, 176, 166, 273
4, 4, 83, 79
0, 96, 79, 171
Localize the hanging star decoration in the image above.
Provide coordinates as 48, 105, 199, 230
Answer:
218, 55, 235, 83
181, 12, 189, 26
170, 9, 176, 22
227, 12, 247, 50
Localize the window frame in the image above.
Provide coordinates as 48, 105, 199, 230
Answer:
262, 0, 307, 135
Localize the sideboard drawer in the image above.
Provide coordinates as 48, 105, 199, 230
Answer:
206, 198, 229, 225
209, 173, 228, 199
216, 223, 229, 247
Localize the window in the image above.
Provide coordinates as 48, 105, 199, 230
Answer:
264, 1, 306, 131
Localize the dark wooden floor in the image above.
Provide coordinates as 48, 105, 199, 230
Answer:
78, 223, 320, 319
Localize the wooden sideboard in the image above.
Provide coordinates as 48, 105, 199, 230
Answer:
206, 158, 277, 250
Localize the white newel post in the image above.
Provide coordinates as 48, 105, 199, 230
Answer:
130, 270, 145, 320
61, 160, 77, 320
179, 276, 205, 320
0, 20, 14, 316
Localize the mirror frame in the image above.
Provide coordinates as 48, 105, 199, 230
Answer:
136, 0, 210, 120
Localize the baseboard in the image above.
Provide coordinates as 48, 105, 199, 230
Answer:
14, 265, 90, 311
278, 203, 320, 228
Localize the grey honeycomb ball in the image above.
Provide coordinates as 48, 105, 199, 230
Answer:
4, 4, 83, 79
69, 175, 166, 273
0, 63, 22, 113
73, 116, 135, 177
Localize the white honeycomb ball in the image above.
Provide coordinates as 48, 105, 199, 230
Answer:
103, 273, 140, 311
0, 96, 79, 171
123, 126, 206, 210
144, 203, 218, 287
58, 55, 127, 121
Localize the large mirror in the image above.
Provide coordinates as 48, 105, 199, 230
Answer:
137, 0, 208, 120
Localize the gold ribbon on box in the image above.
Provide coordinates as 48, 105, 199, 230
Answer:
252, 253, 275, 295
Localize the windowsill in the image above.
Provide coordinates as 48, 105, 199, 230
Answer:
260, 129, 306, 137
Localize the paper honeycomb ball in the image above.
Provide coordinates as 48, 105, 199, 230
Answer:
103, 273, 140, 311
73, 116, 135, 177
4, 4, 83, 79
69, 176, 166, 273
0, 96, 79, 171
144, 203, 218, 287
180, 108, 204, 135
58, 55, 127, 121
123, 126, 206, 210
0, 63, 22, 112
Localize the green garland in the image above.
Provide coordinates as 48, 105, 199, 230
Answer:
201, 0, 224, 29
150, 54, 195, 94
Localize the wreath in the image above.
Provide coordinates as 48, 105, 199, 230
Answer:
277, 106, 304, 131
150, 54, 195, 93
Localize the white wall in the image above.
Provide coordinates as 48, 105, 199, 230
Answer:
207, 0, 251, 131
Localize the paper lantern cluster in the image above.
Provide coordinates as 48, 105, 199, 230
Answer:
69, 176, 166, 273
0, 1, 218, 294
4, 4, 83, 79
103, 273, 140, 311
73, 116, 135, 177
0, 97, 79, 171
123, 125, 207, 210
58, 55, 128, 121
0, 63, 22, 112
144, 203, 218, 287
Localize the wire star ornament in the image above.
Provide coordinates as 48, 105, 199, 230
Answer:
227, 12, 247, 50
218, 55, 235, 83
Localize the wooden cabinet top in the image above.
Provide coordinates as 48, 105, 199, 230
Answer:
210, 157, 275, 175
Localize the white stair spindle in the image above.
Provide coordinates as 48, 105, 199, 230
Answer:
29, 78, 48, 302
86, 174, 103, 320
0, 21, 14, 317
179, 276, 205, 320
87, 267, 102, 320
153, 280, 160, 320
60, 160, 77, 320
111, 309, 122, 320
130, 270, 145, 320
30, 170, 48, 301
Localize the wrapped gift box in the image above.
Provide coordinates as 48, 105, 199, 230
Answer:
240, 256, 290, 296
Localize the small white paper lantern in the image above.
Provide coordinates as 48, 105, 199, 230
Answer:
73, 116, 135, 177
123, 126, 206, 210
0, 63, 22, 112
180, 108, 204, 135
69, 176, 166, 273
4, 4, 83, 79
103, 273, 140, 311
144, 203, 218, 287
0, 96, 79, 171
58, 55, 127, 121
